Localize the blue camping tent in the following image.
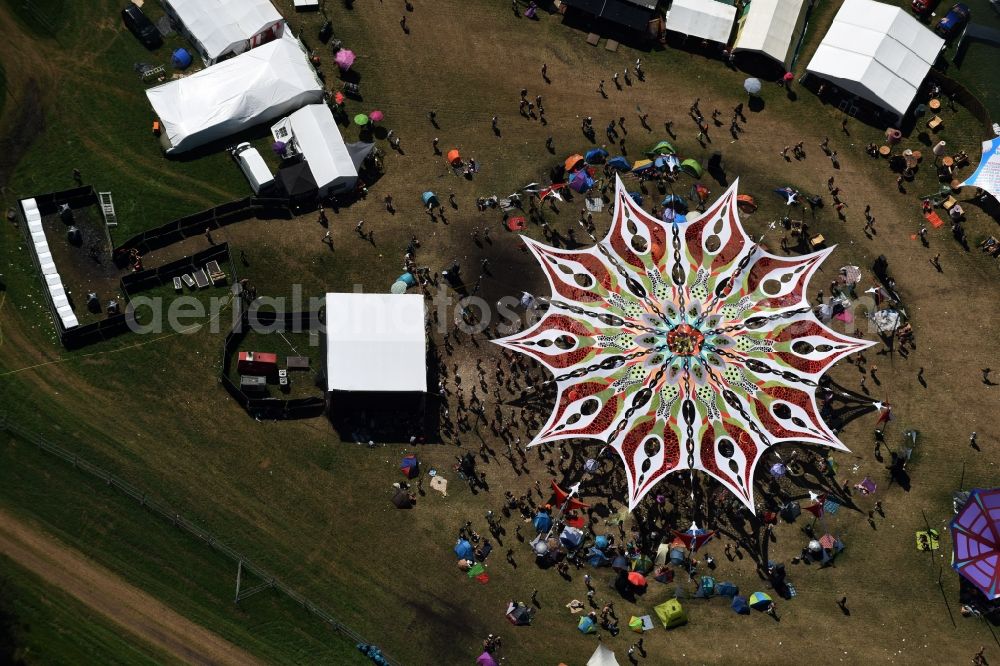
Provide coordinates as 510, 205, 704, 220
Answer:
731, 595, 750, 614
612, 555, 630, 572
660, 194, 688, 213
171, 48, 193, 69
607, 156, 631, 171
569, 170, 594, 193
533, 511, 552, 534
699, 576, 716, 596
595, 535, 610, 550
588, 547, 610, 568
422, 191, 439, 207
560, 526, 584, 549
454, 539, 474, 560
577, 616, 598, 634
716, 581, 739, 598
669, 547, 685, 565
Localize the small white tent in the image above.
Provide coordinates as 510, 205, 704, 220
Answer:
587, 643, 621, 666
272, 105, 358, 197
806, 0, 943, 118
146, 38, 323, 154
665, 0, 737, 44
733, 0, 809, 70
325, 293, 427, 393
161, 0, 284, 64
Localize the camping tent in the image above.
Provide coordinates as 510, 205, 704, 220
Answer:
147, 38, 323, 154
161, 0, 284, 64
733, 0, 809, 70
654, 599, 687, 628
533, 511, 552, 533
731, 595, 750, 614
506, 603, 532, 626
477, 652, 499, 666
324, 293, 427, 392
455, 539, 474, 560
271, 105, 358, 196
646, 140, 676, 157
585, 148, 609, 164
665, 0, 737, 44
608, 156, 631, 171
563, 0, 658, 32
680, 159, 703, 178
587, 643, 621, 666
805, 0, 944, 119
400, 455, 419, 478
960, 138, 1000, 203
560, 526, 584, 549
565, 154, 585, 172
577, 615, 598, 634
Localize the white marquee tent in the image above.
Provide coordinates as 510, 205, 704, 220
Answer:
162, 0, 284, 64
587, 643, 621, 666
806, 0, 943, 118
325, 293, 427, 393
665, 0, 737, 44
733, 0, 809, 70
272, 105, 358, 197
146, 38, 323, 154
961, 137, 1000, 202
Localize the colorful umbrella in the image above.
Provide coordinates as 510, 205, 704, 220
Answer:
333, 91, 345, 105
748, 591, 772, 609
335, 49, 356, 70
951, 489, 1000, 599
627, 571, 647, 587
564, 154, 585, 172
354, 114, 369, 126
369, 109, 384, 122
744, 77, 762, 96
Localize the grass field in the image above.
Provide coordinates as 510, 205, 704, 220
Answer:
1, 0, 1000, 664
0, 553, 172, 666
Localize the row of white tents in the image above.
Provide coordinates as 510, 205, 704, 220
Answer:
664, 0, 944, 120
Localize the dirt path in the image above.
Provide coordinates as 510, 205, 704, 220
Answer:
0, 508, 263, 666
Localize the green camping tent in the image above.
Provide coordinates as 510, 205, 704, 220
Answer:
654, 599, 687, 629
680, 159, 703, 178
645, 140, 676, 157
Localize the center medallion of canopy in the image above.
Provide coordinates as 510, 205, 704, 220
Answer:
495, 177, 873, 511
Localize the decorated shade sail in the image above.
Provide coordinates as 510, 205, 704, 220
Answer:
961, 137, 1000, 202
494, 177, 873, 511
951, 488, 1000, 599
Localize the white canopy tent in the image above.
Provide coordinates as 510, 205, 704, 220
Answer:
665, 0, 736, 44
961, 137, 1000, 202
325, 293, 427, 392
733, 0, 809, 70
146, 38, 323, 154
272, 105, 358, 196
161, 0, 284, 64
587, 643, 621, 666
806, 0, 943, 118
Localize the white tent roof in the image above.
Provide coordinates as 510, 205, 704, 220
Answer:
325, 293, 427, 392
733, 0, 808, 69
163, 0, 283, 62
146, 38, 323, 154
587, 643, 621, 666
665, 0, 736, 44
806, 0, 943, 117
273, 105, 358, 196
961, 137, 1000, 202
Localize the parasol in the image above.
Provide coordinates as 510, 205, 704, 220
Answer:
335, 49, 356, 70
748, 591, 772, 609
627, 571, 647, 587
744, 77, 762, 96
354, 114, 369, 126
951, 488, 1000, 599
369, 109, 384, 122
333, 91, 345, 105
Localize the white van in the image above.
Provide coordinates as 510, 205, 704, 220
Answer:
232, 142, 275, 194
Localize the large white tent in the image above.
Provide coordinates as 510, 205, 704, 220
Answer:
146, 38, 323, 154
806, 0, 943, 118
961, 137, 1000, 202
325, 293, 427, 393
587, 643, 621, 666
161, 0, 284, 64
664, 0, 736, 44
733, 0, 809, 70
272, 105, 358, 197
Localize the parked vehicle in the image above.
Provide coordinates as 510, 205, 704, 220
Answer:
935, 3, 971, 38
122, 4, 162, 50
911, 0, 941, 17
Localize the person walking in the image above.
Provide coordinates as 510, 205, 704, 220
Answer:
541, 62, 547, 79
597, 80, 606, 96
930, 253, 941, 271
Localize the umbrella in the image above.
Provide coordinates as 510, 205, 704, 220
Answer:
564, 154, 585, 172
632, 158, 655, 173
272, 141, 287, 156
569, 170, 594, 193
585, 147, 609, 164
627, 571, 647, 587
333, 91, 345, 105
951, 488, 1000, 599
783, 72, 795, 83
808, 539, 822, 553
632, 554, 653, 574
335, 48, 356, 70
770, 462, 786, 477
446, 149, 462, 165
532, 539, 549, 556
595, 535, 610, 550
748, 591, 772, 609
354, 114, 369, 126
607, 156, 631, 171
744, 77, 762, 96
477, 652, 499, 666
736, 194, 757, 212
421, 191, 438, 207
369, 109, 384, 123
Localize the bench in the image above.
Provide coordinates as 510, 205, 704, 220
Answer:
286, 356, 311, 371
182, 273, 196, 288
173, 276, 183, 292
193, 268, 210, 288
205, 260, 226, 286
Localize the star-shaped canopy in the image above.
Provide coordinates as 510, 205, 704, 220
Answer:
495, 177, 873, 511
